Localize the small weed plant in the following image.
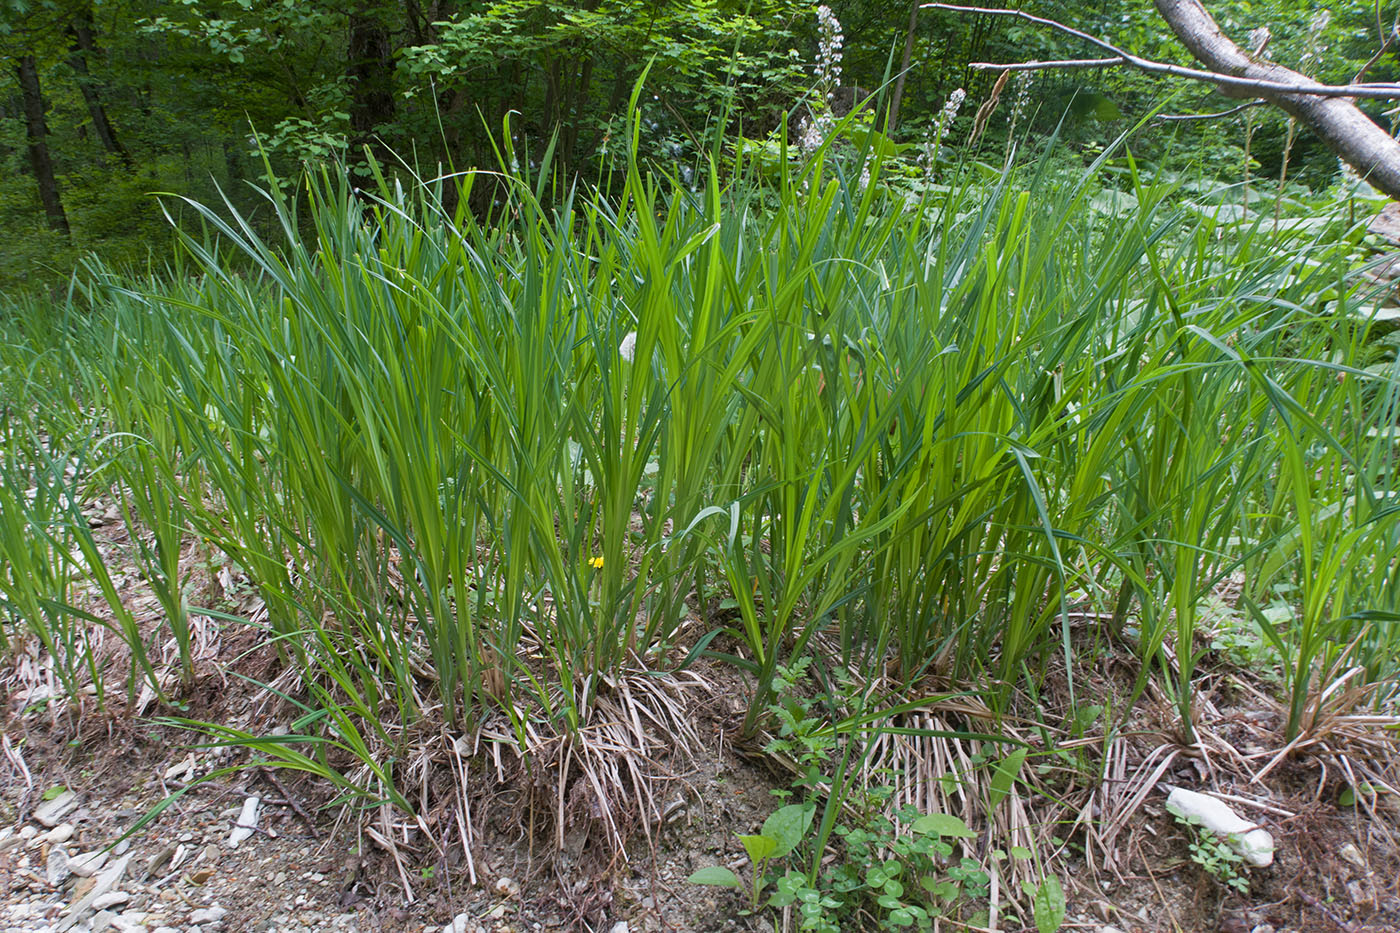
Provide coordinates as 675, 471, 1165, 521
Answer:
691, 662, 1066, 931
1177, 813, 1251, 894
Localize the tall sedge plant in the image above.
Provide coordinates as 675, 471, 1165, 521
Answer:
2, 92, 1398, 820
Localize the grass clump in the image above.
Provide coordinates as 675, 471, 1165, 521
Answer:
1, 106, 1399, 915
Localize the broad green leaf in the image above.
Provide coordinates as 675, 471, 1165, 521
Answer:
739, 833, 779, 863
911, 812, 976, 838
988, 748, 1027, 814
761, 802, 814, 858
1033, 875, 1067, 933
688, 866, 741, 887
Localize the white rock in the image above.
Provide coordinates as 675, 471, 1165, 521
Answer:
89, 910, 116, 932
67, 850, 109, 877
34, 824, 76, 848
19, 825, 38, 840
1166, 787, 1275, 867
609, 923, 630, 933
46, 846, 71, 886
90, 893, 129, 910
226, 796, 260, 848
34, 792, 79, 828
58, 853, 131, 932
190, 907, 227, 923
1340, 842, 1366, 869
441, 914, 471, 933
162, 754, 197, 783
492, 876, 519, 897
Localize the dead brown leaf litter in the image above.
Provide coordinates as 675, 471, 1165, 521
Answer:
1, 512, 1400, 932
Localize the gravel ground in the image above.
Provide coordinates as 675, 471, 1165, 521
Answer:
0, 776, 367, 933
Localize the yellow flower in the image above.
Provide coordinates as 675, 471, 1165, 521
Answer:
588, 555, 604, 569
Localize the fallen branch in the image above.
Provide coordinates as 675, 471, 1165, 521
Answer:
258, 766, 321, 839
925, 0, 1400, 199
1154, 0, 1400, 199
926, 3, 1400, 100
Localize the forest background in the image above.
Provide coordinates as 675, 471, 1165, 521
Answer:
2, 0, 1392, 292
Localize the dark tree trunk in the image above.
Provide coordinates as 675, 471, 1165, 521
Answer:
224, 139, 244, 183
68, 3, 131, 167
347, 8, 396, 169
561, 56, 594, 175
888, 0, 920, 133
16, 55, 71, 237
543, 58, 561, 130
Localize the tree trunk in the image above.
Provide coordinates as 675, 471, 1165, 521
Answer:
888, 0, 920, 134
1155, 0, 1400, 200
543, 58, 561, 130
16, 55, 71, 237
68, 3, 132, 167
224, 139, 244, 183
562, 55, 594, 174
347, 7, 396, 169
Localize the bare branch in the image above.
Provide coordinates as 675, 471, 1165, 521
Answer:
924, 3, 1400, 100
1353, 25, 1400, 85
969, 57, 1126, 72
1154, 101, 1268, 122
